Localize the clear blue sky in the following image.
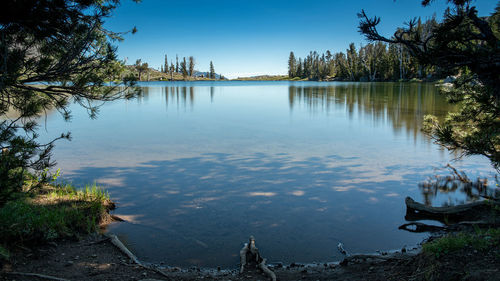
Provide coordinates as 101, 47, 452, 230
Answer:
105, 0, 497, 78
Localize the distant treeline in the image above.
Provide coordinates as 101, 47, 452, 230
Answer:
288, 17, 449, 82
159, 55, 222, 79
131, 55, 224, 81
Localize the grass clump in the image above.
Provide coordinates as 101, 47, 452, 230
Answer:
423, 228, 500, 258
0, 183, 113, 247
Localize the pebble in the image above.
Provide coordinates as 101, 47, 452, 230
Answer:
91, 254, 97, 258
64, 261, 74, 267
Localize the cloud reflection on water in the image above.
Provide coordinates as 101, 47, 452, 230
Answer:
66, 152, 429, 267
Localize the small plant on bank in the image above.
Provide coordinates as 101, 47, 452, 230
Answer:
423, 228, 500, 258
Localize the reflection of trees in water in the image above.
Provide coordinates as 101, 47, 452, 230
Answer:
154, 86, 201, 109
418, 165, 499, 206
137, 86, 150, 103
154, 86, 216, 109
288, 83, 455, 140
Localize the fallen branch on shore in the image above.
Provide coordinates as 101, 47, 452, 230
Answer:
340, 254, 407, 266
240, 236, 276, 281
104, 233, 171, 279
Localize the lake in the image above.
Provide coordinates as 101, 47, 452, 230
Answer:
40, 81, 495, 268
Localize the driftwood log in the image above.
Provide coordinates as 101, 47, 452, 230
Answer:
341, 253, 406, 265
404, 196, 500, 224
240, 236, 276, 281
400, 197, 500, 233
104, 234, 171, 279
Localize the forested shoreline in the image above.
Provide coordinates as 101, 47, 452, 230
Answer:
288, 18, 447, 82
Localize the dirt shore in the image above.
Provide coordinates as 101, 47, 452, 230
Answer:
1, 233, 499, 281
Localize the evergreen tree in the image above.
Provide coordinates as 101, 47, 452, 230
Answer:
180, 57, 188, 79
0, 0, 139, 200
209, 61, 215, 79
359, 1, 500, 171
288, 51, 296, 78
296, 58, 303, 78
169, 63, 175, 80
164, 54, 168, 74
188, 56, 195, 77
175, 55, 179, 73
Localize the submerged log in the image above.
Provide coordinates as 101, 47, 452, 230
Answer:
399, 222, 449, 233
239, 236, 276, 281
399, 220, 500, 233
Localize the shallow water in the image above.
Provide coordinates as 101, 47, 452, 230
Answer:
40, 81, 495, 268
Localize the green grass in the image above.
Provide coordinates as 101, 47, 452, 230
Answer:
48, 182, 110, 202
423, 228, 500, 258
0, 183, 112, 246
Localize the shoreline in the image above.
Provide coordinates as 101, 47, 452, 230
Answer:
3, 230, 499, 281
1, 186, 499, 280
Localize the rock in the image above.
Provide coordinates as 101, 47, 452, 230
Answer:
64, 261, 74, 267
91, 254, 97, 258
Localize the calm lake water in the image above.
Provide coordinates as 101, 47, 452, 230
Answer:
40, 81, 495, 268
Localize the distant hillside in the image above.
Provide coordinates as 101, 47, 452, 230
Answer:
193, 71, 223, 79
233, 75, 290, 81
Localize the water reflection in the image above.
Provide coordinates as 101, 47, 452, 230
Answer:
288, 83, 455, 139
418, 165, 499, 206
144, 82, 455, 141
68, 152, 427, 268
42, 81, 494, 269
